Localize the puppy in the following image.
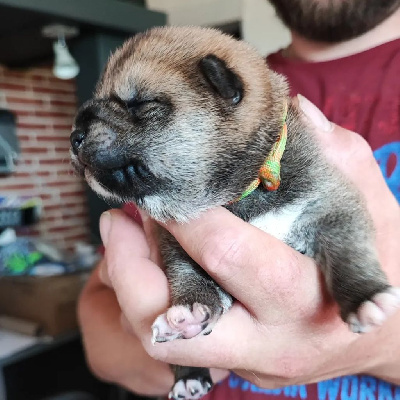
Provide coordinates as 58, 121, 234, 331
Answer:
70, 26, 400, 400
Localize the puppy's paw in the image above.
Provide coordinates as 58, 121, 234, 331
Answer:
169, 377, 213, 400
347, 287, 400, 333
152, 303, 220, 343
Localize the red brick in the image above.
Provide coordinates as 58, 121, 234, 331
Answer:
64, 202, 86, 208
17, 135, 33, 142
40, 194, 53, 200
53, 124, 73, 130
3, 71, 26, 79
17, 159, 34, 165
43, 204, 61, 211
0, 183, 35, 190
39, 159, 69, 165
36, 136, 70, 142
22, 147, 49, 154
50, 99, 77, 107
30, 75, 46, 82
32, 86, 74, 95
63, 233, 90, 242
57, 170, 75, 177
36, 111, 74, 118
14, 110, 34, 117
47, 180, 80, 187
1, 65, 90, 253
63, 211, 88, 220
41, 215, 58, 222
7, 97, 44, 105
0, 82, 26, 91
37, 171, 51, 177
14, 172, 31, 178
48, 225, 76, 233
18, 122, 48, 130
61, 190, 86, 197
48, 76, 76, 84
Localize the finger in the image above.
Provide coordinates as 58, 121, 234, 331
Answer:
295, 95, 393, 198
145, 298, 345, 371
295, 95, 400, 280
104, 209, 169, 338
97, 257, 112, 288
162, 207, 320, 322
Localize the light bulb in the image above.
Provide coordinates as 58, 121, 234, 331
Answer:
53, 39, 80, 80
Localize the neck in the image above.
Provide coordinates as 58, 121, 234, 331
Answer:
285, 8, 400, 62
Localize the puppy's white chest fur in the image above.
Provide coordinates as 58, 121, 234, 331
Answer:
249, 202, 306, 241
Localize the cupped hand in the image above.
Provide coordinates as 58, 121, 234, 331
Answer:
89, 95, 400, 389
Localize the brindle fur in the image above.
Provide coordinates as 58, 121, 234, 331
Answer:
71, 27, 392, 400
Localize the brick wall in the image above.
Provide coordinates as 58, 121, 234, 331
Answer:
0, 65, 91, 253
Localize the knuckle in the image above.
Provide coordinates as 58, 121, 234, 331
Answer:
347, 132, 374, 161
198, 227, 248, 278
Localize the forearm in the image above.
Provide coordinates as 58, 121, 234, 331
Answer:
78, 265, 173, 396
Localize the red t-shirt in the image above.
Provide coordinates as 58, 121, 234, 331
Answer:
202, 39, 400, 400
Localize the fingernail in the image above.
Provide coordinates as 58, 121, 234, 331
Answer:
297, 94, 332, 132
99, 211, 111, 246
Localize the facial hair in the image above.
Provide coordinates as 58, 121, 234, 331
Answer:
268, 0, 400, 42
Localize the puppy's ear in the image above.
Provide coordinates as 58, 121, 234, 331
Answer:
199, 54, 243, 105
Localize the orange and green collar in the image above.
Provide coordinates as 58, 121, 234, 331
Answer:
234, 102, 288, 202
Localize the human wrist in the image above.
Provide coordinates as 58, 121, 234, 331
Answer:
360, 312, 400, 384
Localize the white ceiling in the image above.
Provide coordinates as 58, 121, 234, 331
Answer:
145, 0, 290, 55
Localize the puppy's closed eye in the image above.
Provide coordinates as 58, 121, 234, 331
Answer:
126, 98, 161, 117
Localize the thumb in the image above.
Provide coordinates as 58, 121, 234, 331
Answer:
103, 209, 169, 337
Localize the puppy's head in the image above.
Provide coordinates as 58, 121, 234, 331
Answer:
71, 26, 288, 222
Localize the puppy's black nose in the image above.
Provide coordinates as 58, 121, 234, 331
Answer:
70, 129, 86, 155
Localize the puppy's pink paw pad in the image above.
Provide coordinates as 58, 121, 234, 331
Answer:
152, 303, 214, 343
167, 303, 210, 329
347, 287, 400, 333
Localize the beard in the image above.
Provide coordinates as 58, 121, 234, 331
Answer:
268, 0, 400, 42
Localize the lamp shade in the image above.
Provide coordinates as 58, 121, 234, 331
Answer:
53, 40, 80, 80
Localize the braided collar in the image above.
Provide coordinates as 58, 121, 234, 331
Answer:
232, 102, 288, 203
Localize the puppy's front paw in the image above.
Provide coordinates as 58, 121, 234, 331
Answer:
152, 303, 220, 343
347, 287, 400, 333
169, 376, 213, 400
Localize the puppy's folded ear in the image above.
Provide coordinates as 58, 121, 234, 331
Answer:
199, 54, 243, 105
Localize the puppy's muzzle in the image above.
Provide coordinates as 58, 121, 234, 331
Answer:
70, 127, 122, 169
70, 128, 151, 196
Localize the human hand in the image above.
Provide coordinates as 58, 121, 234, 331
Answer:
78, 261, 175, 396
78, 213, 229, 396
101, 95, 400, 388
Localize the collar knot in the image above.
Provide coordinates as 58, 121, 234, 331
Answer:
233, 101, 288, 203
